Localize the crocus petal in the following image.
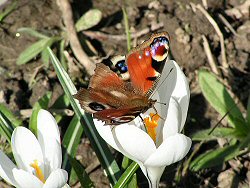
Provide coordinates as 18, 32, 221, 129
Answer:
151, 60, 177, 118
144, 134, 191, 167
0, 150, 18, 186
37, 110, 62, 176
37, 109, 61, 144
42, 138, 62, 179
113, 125, 156, 163
43, 169, 68, 188
13, 168, 43, 188
170, 61, 190, 131
162, 97, 182, 139
94, 119, 122, 152
11, 127, 43, 173
144, 166, 165, 188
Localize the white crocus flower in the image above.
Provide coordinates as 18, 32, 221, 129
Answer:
94, 60, 192, 188
0, 109, 69, 188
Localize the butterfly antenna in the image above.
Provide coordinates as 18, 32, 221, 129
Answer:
208, 103, 238, 135
150, 68, 173, 97
155, 101, 167, 105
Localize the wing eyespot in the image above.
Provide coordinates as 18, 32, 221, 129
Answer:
89, 102, 106, 111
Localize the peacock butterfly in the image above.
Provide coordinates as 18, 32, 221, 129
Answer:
74, 32, 170, 125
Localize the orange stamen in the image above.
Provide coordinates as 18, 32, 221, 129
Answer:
30, 160, 45, 183
144, 113, 160, 142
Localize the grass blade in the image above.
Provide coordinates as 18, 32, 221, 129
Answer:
62, 115, 83, 170
47, 47, 121, 185
29, 92, 52, 135
17, 27, 49, 39
0, 111, 15, 143
114, 162, 139, 188
0, 104, 22, 127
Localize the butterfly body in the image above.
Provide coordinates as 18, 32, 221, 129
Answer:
74, 32, 170, 125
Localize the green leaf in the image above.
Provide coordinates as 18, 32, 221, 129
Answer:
238, 131, 250, 150
0, 0, 17, 22
191, 127, 236, 141
47, 47, 121, 185
75, 9, 102, 32
68, 155, 94, 187
17, 38, 51, 65
114, 162, 139, 188
0, 111, 14, 143
62, 115, 83, 171
190, 144, 240, 171
51, 93, 70, 109
17, 27, 49, 39
29, 92, 52, 135
16, 37, 60, 65
0, 104, 22, 127
199, 70, 245, 130
247, 95, 250, 126
41, 49, 50, 67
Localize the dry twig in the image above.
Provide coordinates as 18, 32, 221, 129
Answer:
57, 0, 95, 75
218, 13, 242, 37
191, 3, 228, 69
202, 35, 221, 76
83, 22, 164, 41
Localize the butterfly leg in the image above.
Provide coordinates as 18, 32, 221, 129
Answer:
152, 106, 165, 121
139, 115, 147, 132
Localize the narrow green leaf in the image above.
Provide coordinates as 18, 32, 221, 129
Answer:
62, 115, 83, 170
0, 0, 17, 22
16, 37, 61, 65
199, 70, 245, 129
68, 155, 94, 187
0, 104, 22, 127
191, 127, 236, 141
47, 48, 121, 185
51, 93, 70, 109
75, 9, 102, 32
114, 162, 139, 188
190, 144, 240, 171
247, 95, 250, 126
41, 49, 50, 67
238, 132, 250, 150
29, 92, 52, 135
17, 27, 49, 39
0, 111, 14, 143
17, 38, 51, 65
122, 7, 131, 51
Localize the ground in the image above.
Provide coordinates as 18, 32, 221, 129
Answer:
0, 0, 249, 187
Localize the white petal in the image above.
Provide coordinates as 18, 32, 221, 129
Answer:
151, 60, 177, 119
37, 109, 61, 144
162, 97, 182, 140
94, 119, 121, 152
11, 127, 43, 173
37, 110, 62, 175
0, 150, 18, 186
170, 60, 190, 131
42, 138, 62, 179
43, 169, 68, 188
144, 134, 191, 167
113, 125, 156, 163
13, 168, 43, 188
145, 166, 165, 188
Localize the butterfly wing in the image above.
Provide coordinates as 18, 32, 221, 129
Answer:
126, 32, 170, 94
74, 63, 152, 124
